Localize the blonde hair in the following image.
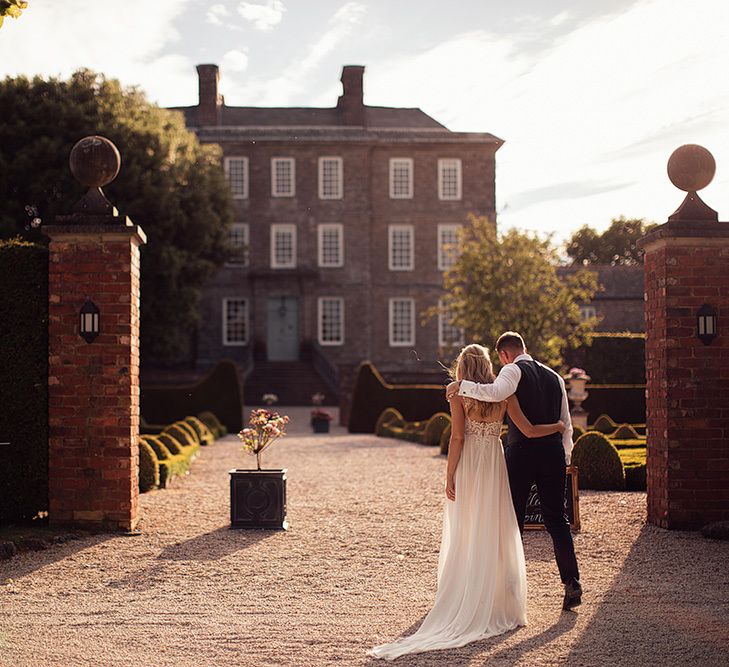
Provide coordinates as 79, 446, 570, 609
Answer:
450, 344, 504, 421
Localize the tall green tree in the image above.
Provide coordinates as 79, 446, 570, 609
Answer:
439, 216, 598, 368
0, 1, 28, 28
566, 216, 658, 265
0, 70, 235, 365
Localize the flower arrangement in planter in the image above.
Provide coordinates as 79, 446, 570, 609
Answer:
230, 409, 290, 530
261, 393, 279, 406
310, 408, 333, 433
565, 367, 591, 381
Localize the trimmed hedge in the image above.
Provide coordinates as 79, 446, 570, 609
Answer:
582, 387, 645, 424
423, 413, 451, 447
611, 424, 641, 439
139, 440, 160, 492
184, 416, 215, 446
348, 362, 449, 433
141, 434, 195, 488
198, 410, 227, 438
439, 423, 452, 455
375, 407, 404, 435
564, 333, 645, 384
591, 414, 619, 434
163, 423, 198, 449
572, 431, 625, 490
0, 238, 49, 524
610, 438, 646, 449
141, 359, 244, 432
625, 463, 647, 491
572, 425, 585, 441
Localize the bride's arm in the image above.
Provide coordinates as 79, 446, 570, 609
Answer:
445, 396, 466, 501
506, 395, 565, 438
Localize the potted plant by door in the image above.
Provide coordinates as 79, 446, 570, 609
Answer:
231, 409, 290, 530
310, 408, 333, 433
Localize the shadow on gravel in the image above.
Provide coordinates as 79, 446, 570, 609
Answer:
564, 523, 729, 665
0, 533, 111, 584
157, 526, 275, 561
362, 614, 576, 667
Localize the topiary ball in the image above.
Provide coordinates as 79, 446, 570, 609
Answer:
439, 423, 452, 455
423, 413, 451, 446
139, 440, 160, 492
572, 431, 625, 490
591, 414, 618, 434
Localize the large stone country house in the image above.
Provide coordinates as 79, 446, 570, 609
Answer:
167, 64, 644, 404
168, 64, 503, 403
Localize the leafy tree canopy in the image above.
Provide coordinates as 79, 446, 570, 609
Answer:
0, 1, 28, 28
566, 216, 658, 266
438, 216, 599, 369
0, 70, 235, 365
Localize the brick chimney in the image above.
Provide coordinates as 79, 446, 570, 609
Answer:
337, 65, 366, 126
196, 64, 222, 126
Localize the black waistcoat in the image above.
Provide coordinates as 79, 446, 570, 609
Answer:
506, 359, 563, 447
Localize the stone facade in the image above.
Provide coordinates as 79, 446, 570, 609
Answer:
170, 64, 501, 391
642, 219, 729, 529
45, 220, 146, 531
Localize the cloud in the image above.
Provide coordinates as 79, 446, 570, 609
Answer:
361, 0, 729, 238
222, 1, 366, 106
206, 3, 230, 26
237, 0, 285, 31
0, 0, 194, 107
221, 49, 249, 73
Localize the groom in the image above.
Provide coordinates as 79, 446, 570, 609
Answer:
446, 331, 582, 610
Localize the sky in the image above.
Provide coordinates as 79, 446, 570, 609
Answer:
1, 0, 728, 241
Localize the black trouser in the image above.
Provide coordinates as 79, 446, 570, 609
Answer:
504, 440, 580, 585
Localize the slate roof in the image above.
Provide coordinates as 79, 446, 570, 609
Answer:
558, 264, 644, 299
170, 104, 449, 130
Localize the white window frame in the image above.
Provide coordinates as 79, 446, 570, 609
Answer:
227, 222, 250, 267
388, 298, 415, 347
438, 158, 462, 201
580, 305, 597, 321
270, 224, 297, 269
388, 224, 414, 271
389, 158, 414, 199
222, 297, 249, 346
317, 223, 344, 268
223, 156, 249, 199
271, 157, 296, 197
317, 297, 345, 346
437, 223, 462, 271
438, 299, 465, 348
318, 156, 343, 200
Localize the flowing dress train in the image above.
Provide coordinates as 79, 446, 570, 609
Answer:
368, 416, 527, 660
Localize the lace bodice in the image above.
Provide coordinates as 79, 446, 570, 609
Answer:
464, 419, 503, 438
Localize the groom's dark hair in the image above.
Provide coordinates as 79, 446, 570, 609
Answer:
495, 331, 525, 354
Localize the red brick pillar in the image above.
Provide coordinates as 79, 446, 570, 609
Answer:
44, 136, 147, 531
642, 145, 729, 529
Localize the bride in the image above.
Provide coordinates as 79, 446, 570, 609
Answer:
368, 344, 565, 660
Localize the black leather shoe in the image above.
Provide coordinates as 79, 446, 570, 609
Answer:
563, 580, 582, 610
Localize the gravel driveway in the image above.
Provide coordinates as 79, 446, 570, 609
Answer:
2, 410, 728, 666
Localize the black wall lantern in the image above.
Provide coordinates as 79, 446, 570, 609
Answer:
697, 304, 717, 345
79, 299, 100, 343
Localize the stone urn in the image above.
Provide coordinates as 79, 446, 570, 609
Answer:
564, 368, 590, 430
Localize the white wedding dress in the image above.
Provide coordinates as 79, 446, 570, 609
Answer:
369, 410, 527, 661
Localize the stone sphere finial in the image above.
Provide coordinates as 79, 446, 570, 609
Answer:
69, 135, 121, 188
667, 144, 715, 193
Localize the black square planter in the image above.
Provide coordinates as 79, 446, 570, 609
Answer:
311, 418, 330, 433
229, 469, 288, 530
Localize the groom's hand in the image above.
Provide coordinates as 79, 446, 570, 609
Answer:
445, 380, 461, 400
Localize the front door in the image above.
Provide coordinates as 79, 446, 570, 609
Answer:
266, 297, 299, 361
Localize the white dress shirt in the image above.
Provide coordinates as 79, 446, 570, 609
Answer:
458, 353, 574, 463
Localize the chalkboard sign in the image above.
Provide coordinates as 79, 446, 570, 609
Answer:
524, 465, 580, 532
